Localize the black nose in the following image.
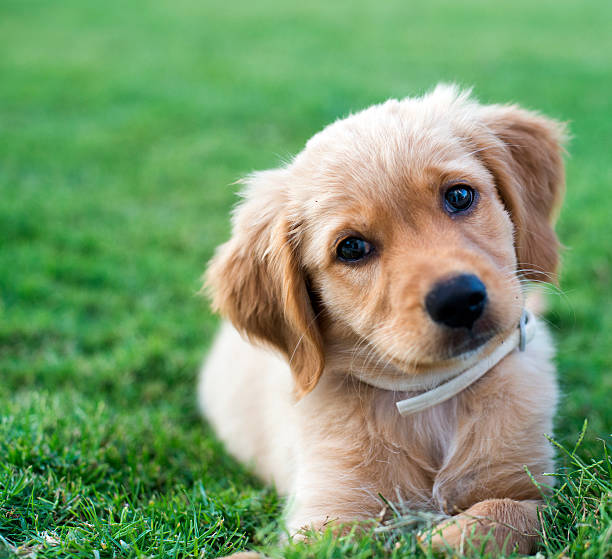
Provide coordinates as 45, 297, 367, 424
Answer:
425, 274, 487, 329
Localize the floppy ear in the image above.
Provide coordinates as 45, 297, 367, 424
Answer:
205, 169, 324, 397
477, 105, 567, 282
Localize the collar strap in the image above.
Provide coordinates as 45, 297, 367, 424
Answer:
396, 310, 535, 415
350, 310, 536, 416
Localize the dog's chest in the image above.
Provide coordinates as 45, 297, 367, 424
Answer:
368, 393, 460, 503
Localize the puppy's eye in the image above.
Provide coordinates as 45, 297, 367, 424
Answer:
444, 184, 475, 213
336, 237, 373, 262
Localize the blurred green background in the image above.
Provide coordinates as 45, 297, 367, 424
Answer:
1, 0, 610, 557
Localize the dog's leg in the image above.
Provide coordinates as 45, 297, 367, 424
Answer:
421, 351, 557, 553
286, 495, 379, 537
285, 462, 383, 537
424, 498, 541, 554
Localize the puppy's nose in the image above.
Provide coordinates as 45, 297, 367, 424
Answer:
425, 274, 487, 329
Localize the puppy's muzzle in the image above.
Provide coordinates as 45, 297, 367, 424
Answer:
425, 274, 487, 329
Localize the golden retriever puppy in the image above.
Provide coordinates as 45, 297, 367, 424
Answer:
199, 85, 566, 554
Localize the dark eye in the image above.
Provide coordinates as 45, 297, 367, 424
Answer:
444, 184, 475, 213
336, 237, 373, 262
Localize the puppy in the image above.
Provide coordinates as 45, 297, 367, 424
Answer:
199, 85, 566, 554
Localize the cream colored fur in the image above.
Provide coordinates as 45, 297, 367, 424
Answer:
199, 85, 566, 554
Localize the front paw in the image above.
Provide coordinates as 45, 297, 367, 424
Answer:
419, 499, 539, 555
289, 516, 360, 541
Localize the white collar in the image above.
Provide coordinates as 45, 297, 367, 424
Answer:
350, 310, 536, 416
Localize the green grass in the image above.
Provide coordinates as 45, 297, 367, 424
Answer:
0, 0, 610, 557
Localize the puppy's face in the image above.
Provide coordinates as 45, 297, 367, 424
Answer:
207, 86, 565, 394
297, 127, 520, 371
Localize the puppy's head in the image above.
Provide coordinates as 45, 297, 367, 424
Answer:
206, 85, 566, 396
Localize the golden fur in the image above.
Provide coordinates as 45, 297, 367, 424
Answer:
199, 85, 566, 554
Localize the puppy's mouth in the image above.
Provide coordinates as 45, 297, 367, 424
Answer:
349, 311, 520, 379
441, 328, 497, 360
364, 325, 501, 377
391, 318, 509, 372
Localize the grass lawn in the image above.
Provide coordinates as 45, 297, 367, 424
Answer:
1, 0, 610, 557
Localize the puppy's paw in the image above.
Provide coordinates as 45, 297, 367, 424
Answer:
289, 511, 380, 543
419, 499, 539, 555
419, 514, 485, 554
